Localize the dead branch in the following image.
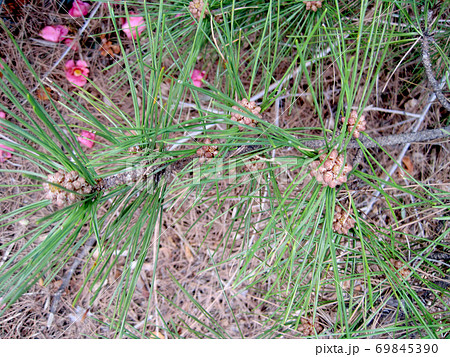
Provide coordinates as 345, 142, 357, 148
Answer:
47, 236, 96, 328
301, 125, 450, 150
421, 33, 450, 111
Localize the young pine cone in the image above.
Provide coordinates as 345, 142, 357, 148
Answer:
298, 318, 323, 336
332, 205, 355, 235
389, 259, 411, 280
189, 0, 208, 21
309, 149, 352, 188
304, 1, 322, 12
196, 139, 219, 163
342, 110, 366, 139
43, 169, 92, 207
231, 98, 262, 130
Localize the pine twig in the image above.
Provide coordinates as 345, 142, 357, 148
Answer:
47, 236, 97, 328
95, 126, 450, 193
362, 74, 448, 216
301, 125, 450, 150
421, 32, 450, 111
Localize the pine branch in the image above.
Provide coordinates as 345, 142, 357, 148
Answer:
94, 126, 450, 192
421, 33, 450, 111
301, 125, 450, 150
47, 236, 97, 328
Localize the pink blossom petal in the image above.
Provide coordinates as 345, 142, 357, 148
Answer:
39, 25, 70, 43
122, 15, 146, 40
77, 131, 96, 148
191, 69, 206, 88
68, 0, 91, 17
64, 38, 79, 51
0, 143, 14, 163
0, 111, 6, 130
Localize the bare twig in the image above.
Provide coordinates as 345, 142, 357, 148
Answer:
47, 236, 96, 328
358, 105, 421, 119
362, 74, 448, 216
421, 33, 450, 111
152, 214, 162, 337
301, 125, 450, 150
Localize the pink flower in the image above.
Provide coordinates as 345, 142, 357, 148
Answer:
191, 69, 206, 88
77, 131, 96, 148
64, 60, 89, 87
122, 15, 146, 40
0, 144, 14, 163
0, 111, 5, 130
69, 0, 91, 17
64, 38, 79, 51
39, 25, 69, 43
0, 111, 6, 131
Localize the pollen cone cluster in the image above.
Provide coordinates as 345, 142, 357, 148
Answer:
231, 98, 262, 130
332, 205, 355, 234
196, 138, 219, 163
189, 0, 208, 21
305, 1, 322, 12
342, 110, 366, 139
309, 149, 352, 188
43, 170, 92, 207
298, 318, 322, 336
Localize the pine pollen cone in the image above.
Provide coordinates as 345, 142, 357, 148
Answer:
43, 169, 93, 207
230, 98, 262, 131
189, 0, 208, 21
305, 1, 323, 12
332, 205, 355, 234
196, 138, 219, 163
342, 110, 366, 139
298, 317, 323, 336
309, 149, 352, 188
